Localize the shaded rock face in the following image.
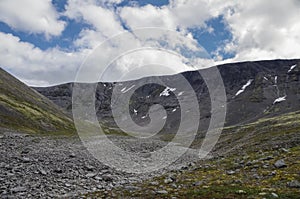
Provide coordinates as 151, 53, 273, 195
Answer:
33, 59, 300, 135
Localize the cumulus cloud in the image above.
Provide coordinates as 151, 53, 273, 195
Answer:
220, 0, 300, 61
0, 0, 300, 86
0, 0, 66, 37
0, 32, 87, 86
64, 0, 125, 48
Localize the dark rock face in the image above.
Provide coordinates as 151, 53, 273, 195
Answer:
33, 59, 300, 134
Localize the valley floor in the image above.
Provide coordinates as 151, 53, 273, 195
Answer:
1, 111, 300, 198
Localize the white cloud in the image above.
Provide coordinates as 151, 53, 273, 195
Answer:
120, 5, 176, 29
1, 0, 300, 86
0, 32, 87, 86
221, 0, 300, 61
0, 0, 66, 37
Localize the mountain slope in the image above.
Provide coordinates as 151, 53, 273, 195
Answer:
34, 59, 300, 136
0, 68, 75, 134
88, 110, 300, 198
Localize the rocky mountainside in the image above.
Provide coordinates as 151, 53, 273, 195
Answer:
33, 59, 300, 136
0, 68, 75, 134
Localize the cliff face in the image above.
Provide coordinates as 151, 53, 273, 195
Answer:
33, 59, 300, 134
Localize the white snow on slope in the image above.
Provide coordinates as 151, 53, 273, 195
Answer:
178, 91, 184, 96
235, 79, 253, 96
288, 64, 297, 73
160, 87, 176, 97
121, 85, 135, 93
134, 109, 138, 114
275, 76, 278, 84
273, 96, 287, 104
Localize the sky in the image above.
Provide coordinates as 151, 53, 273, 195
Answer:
0, 0, 300, 86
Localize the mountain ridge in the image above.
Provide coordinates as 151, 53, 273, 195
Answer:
33, 59, 300, 136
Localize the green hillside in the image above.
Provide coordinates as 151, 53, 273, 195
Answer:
0, 68, 75, 134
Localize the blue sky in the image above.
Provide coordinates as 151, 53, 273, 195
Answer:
0, 0, 229, 54
0, 0, 299, 86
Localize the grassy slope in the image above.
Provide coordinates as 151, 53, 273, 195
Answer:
89, 111, 300, 198
0, 68, 75, 135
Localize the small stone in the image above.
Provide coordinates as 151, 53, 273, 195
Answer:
262, 156, 274, 161
274, 159, 287, 168
226, 170, 236, 175
65, 183, 71, 187
69, 152, 76, 158
164, 177, 173, 184
102, 174, 113, 181
287, 180, 300, 188
85, 165, 94, 171
54, 168, 63, 173
281, 148, 289, 153
271, 192, 279, 198
39, 168, 47, 175
188, 162, 195, 167
193, 181, 203, 186
156, 190, 168, 194
124, 186, 139, 191
11, 186, 26, 193
236, 190, 246, 194
253, 173, 260, 179
269, 171, 276, 176
150, 181, 159, 186
85, 173, 97, 178
22, 157, 30, 163
259, 192, 267, 196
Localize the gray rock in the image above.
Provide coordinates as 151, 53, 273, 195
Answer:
150, 181, 159, 186
280, 148, 289, 153
226, 170, 236, 175
287, 180, 300, 188
164, 177, 173, 184
193, 181, 203, 186
11, 186, 26, 193
261, 156, 274, 161
39, 168, 47, 175
69, 152, 76, 158
102, 174, 113, 182
156, 190, 168, 194
22, 157, 30, 163
54, 168, 63, 173
274, 159, 287, 168
85, 173, 97, 178
85, 165, 94, 171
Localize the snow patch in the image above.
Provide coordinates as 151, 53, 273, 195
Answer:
134, 109, 138, 114
160, 87, 176, 97
273, 96, 287, 104
172, 108, 177, 112
141, 116, 146, 119
275, 76, 278, 84
121, 85, 135, 93
235, 79, 253, 96
178, 91, 184, 96
288, 64, 297, 73
162, 116, 167, 120
264, 77, 268, 81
